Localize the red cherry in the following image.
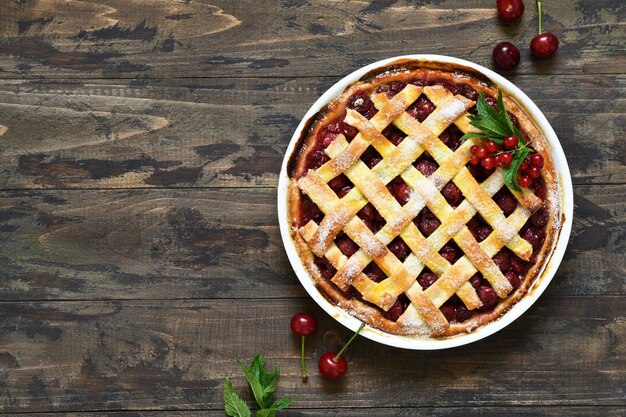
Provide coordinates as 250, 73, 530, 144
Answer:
318, 323, 365, 380
492, 42, 521, 71
318, 352, 348, 380
475, 147, 487, 159
530, 153, 544, 167
503, 135, 519, 150
519, 162, 529, 172
496, 152, 513, 167
470, 155, 481, 166
290, 313, 317, 336
470, 145, 479, 155
481, 156, 496, 170
528, 166, 540, 179
518, 176, 532, 188
531, 33, 559, 57
291, 313, 317, 383
497, 0, 525, 22
485, 140, 498, 154
531, 1, 558, 57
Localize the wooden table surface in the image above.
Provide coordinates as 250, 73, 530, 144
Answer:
0, 1, 624, 416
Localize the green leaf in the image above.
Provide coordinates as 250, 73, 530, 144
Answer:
239, 360, 270, 409
239, 354, 282, 410
224, 379, 251, 417
498, 90, 527, 146
251, 353, 279, 389
503, 146, 531, 192
471, 92, 511, 139
255, 399, 294, 417
460, 132, 485, 141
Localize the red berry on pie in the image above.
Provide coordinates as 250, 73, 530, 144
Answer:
481, 156, 496, 170
497, 152, 513, 167
470, 145, 479, 155
497, 0, 525, 22
470, 155, 481, 166
475, 147, 487, 159
518, 176, 532, 188
528, 165, 541, 180
485, 140, 498, 153
530, 153, 544, 167
503, 135, 519, 150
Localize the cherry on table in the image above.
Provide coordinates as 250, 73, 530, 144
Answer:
290, 313, 317, 382
493, 42, 521, 70
318, 352, 348, 380
531, 0, 559, 57
497, 0, 525, 22
531, 33, 559, 57
318, 323, 365, 380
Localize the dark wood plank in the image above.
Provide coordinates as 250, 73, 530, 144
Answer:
0, 297, 623, 413
0, 76, 623, 190
0, 185, 623, 301
0, 1, 623, 79
6, 407, 626, 417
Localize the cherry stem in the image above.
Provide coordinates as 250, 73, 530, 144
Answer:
537, 1, 543, 35
301, 335, 308, 383
333, 323, 365, 362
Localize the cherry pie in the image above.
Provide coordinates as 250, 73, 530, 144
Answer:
286, 60, 562, 338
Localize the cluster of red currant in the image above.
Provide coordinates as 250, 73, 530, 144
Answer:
290, 312, 363, 381
493, 0, 559, 71
469, 134, 520, 169
518, 152, 544, 188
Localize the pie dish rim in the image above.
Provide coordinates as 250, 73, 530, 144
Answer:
277, 54, 573, 350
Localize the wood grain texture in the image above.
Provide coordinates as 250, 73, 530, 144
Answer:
0, 76, 623, 190
0, 0, 624, 79
7, 408, 626, 417
0, 297, 623, 413
0, 0, 624, 415
0, 185, 623, 301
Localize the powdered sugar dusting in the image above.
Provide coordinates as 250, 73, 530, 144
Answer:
437, 98, 466, 123
333, 150, 357, 173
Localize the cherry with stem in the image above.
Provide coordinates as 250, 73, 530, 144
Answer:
319, 323, 365, 380
290, 313, 317, 383
530, 0, 559, 57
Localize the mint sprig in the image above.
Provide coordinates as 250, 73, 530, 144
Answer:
224, 379, 251, 417
224, 353, 293, 417
461, 89, 530, 191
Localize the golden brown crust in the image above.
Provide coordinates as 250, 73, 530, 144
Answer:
286, 62, 561, 339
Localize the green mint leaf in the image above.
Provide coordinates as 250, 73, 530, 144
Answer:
252, 354, 279, 389
255, 399, 293, 417
498, 90, 527, 146
239, 360, 270, 409
460, 132, 485, 141
503, 146, 531, 192
224, 379, 251, 417
239, 354, 282, 410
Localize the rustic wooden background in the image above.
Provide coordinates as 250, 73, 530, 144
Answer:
0, 0, 624, 416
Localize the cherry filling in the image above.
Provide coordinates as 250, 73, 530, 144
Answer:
297, 78, 549, 324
